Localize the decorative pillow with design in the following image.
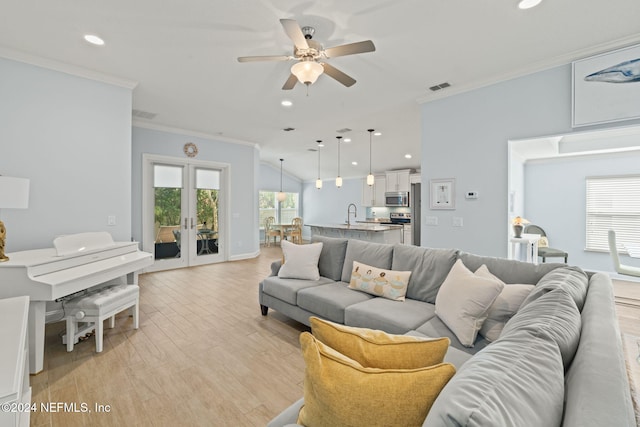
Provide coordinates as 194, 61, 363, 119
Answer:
435, 259, 504, 347
310, 316, 450, 369
278, 240, 323, 281
298, 332, 456, 427
348, 261, 412, 301
474, 265, 534, 342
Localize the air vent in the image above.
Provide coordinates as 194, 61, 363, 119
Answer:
336, 128, 352, 134
132, 109, 157, 120
429, 82, 451, 92
307, 148, 318, 152
283, 127, 295, 132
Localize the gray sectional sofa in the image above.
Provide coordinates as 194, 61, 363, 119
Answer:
259, 235, 635, 427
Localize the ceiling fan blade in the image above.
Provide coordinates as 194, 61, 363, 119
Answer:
321, 63, 356, 87
237, 55, 292, 63
280, 19, 309, 50
324, 40, 376, 58
282, 74, 298, 90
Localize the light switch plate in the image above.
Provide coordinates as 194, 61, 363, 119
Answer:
452, 217, 463, 227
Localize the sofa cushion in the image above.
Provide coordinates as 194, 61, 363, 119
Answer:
310, 316, 450, 369
458, 251, 562, 285
424, 329, 566, 427
501, 287, 582, 369
348, 261, 412, 301
521, 266, 588, 312
311, 235, 349, 281
345, 298, 437, 335
391, 245, 459, 303
340, 239, 394, 283
435, 260, 504, 347
297, 282, 373, 324
414, 316, 491, 355
298, 332, 455, 427
278, 240, 323, 281
261, 276, 334, 305
475, 265, 534, 342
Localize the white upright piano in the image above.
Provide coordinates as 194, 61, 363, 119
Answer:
0, 232, 153, 374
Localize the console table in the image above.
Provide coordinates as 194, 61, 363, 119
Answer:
509, 233, 541, 264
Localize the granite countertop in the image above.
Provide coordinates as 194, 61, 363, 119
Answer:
308, 223, 403, 232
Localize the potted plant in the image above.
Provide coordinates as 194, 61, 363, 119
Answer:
512, 216, 529, 238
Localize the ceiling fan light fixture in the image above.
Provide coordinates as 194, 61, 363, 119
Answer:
291, 60, 324, 85
518, 0, 542, 9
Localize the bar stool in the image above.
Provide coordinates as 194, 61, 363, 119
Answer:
64, 284, 140, 352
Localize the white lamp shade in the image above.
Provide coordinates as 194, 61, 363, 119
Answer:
316, 179, 323, 189
277, 191, 286, 202
367, 174, 375, 186
335, 176, 343, 188
0, 176, 30, 209
291, 61, 324, 85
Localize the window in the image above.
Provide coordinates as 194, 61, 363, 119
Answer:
586, 175, 640, 252
259, 191, 299, 226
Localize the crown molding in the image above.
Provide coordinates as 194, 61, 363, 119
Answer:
132, 121, 259, 149
416, 35, 640, 104
0, 45, 137, 89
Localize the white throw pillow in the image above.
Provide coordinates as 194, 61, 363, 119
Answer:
348, 261, 412, 301
435, 260, 504, 347
278, 240, 323, 281
475, 265, 534, 342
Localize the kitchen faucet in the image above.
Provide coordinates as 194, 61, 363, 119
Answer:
347, 203, 357, 227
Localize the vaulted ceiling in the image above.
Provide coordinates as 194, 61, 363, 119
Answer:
1, 0, 639, 181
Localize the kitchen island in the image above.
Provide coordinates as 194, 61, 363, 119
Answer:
308, 223, 403, 244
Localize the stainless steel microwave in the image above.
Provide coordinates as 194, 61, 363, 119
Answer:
385, 191, 409, 207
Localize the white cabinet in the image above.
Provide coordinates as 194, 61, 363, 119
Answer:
362, 175, 386, 207
385, 170, 411, 192
402, 225, 412, 245
0, 296, 31, 427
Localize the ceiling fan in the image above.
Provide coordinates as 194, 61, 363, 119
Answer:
237, 19, 376, 90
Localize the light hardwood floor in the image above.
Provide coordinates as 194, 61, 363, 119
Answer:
29, 247, 640, 426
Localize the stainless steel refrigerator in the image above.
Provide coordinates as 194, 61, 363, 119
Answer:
411, 183, 421, 246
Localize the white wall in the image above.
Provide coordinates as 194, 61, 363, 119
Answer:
131, 126, 259, 258
525, 151, 640, 270
421, 63, 640, 264
0, 57, 133, 252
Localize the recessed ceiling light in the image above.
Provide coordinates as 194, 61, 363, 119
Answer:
344, 138, 352, 143
351, 161, 358, 166
405, 154, 412, 159
281, 100, 293, 107
518, 0, 542, 9
374, 132, 382, 136
84, 34, 105, 46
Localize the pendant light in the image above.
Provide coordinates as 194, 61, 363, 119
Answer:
277, 158, 286, 202
335, 136, 343, 188
367, 129, 375, 186
316, 140, 323, 189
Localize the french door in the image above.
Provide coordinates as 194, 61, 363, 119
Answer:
142, 154, 229, 272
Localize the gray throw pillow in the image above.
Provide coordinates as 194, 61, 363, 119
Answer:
310, 235, 348, 281
340, 240, 394, 283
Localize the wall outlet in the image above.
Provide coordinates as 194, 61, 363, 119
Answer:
452, 217, 464, 227
107, 215, 116, 226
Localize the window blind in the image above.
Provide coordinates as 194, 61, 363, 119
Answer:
586, 175, 640, 252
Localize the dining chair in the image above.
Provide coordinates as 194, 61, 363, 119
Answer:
264, 216, 281, 247
608, 229, 640, 277
523, 224, 568, 263
285, 217, 303, 244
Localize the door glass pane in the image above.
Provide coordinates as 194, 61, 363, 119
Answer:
196, 168, 220, 256
153, 165, 183, 260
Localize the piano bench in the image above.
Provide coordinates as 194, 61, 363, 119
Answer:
64, 284, 140, 353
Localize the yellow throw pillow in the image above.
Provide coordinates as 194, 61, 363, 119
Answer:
297, 332, 455, 427
348, 260, 412, 301
310, 316, 450, 369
